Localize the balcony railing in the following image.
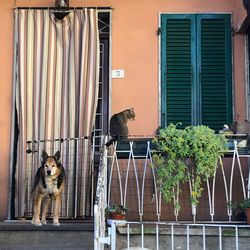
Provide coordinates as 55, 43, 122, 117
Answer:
94, 135, 250, 250
106, 136, 250, 222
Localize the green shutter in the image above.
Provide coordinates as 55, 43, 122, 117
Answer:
198, 15, 232, 131
161, 14, 232, 130
161, 15, 195, 128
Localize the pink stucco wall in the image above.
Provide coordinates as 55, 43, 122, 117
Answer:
0, 0, 247, 219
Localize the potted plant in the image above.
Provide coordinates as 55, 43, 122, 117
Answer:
227, 201, 246, 221
105, 204, 128, 220
152, 123, 227, 221
239, 198, 250, 224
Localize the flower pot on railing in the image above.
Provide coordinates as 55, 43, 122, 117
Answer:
245, 208, 250, 224
108, 212, 126, 220
105, 204, 128, 226
239, 198, 250, 224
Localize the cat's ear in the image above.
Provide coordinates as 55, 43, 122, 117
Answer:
131, 107, 134, 111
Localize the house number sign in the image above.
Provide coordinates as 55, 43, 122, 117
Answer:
112, 69, 125, 78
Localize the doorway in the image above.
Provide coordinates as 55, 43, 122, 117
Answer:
9, 10, 110, 220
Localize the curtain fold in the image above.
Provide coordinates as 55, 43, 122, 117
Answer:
14, 8, 99, 218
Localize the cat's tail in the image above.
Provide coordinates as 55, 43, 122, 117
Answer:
105, 136, 118, 147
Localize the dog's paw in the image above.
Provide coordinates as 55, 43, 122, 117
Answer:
41, 219, 47, 225
31, 220, 42, 226
53, 221, 60, 226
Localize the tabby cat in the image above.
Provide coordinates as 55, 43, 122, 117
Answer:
106, 108, 135, 147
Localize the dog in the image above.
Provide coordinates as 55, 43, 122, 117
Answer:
31, 150, 65, 226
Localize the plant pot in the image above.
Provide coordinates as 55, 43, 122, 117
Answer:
109, 213, 125, 220
245, 208, 250, 224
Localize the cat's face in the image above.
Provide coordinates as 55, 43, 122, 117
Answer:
126, 108, 135, 120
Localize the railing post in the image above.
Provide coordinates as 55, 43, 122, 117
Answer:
110, 221, 117, 250
94, 204, 100, 250
94, 136, 109, 250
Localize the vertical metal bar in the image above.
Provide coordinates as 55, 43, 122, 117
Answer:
211, 170, 216, 222
203, 225, 206, 250
124, 143, 132, 207
141, 143, 149, 220
111, 222, 116, 250
74, 138, 80, 217
91, 138, 95, 216
149, 141, 161, 220
116, 147, 124, 206
127, 223, 130, 250
82, 139, 88, 217
235, 143, 246, 198
219, 157, 230, 220
107, 143, 116, 205
219, 226, 222, 250
229, 142, 237, 221
174, 183, 180, 221
186, 225, 190, 250
94, 205, 99, 250
171, 224, 174, 250
141, 223, 144, 249
130, 142, 141, 219
206, 167, 216, 222
66, 139, 71, 218
235, 226, 239, 250
156, 223, 159, 250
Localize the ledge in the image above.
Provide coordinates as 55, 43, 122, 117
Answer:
0, 219, 94, 231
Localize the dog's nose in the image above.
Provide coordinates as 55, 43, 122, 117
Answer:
47, 170, 51, 175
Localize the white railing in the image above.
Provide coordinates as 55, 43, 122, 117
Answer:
94, 136, 250, 249
107, 137, 250, 222
109, 221, 250, 250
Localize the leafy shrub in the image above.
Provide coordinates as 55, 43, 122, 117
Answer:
152, 123, 227, 209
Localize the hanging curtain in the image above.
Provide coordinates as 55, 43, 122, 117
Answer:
13, 8, 100, 218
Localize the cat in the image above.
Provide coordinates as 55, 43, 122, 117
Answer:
230, 119, 250, 134
106, 108, 135, 147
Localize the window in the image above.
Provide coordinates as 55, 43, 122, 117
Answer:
161, 14, 232, 131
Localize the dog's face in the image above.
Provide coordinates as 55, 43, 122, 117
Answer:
42, 150, 61, 177
44, 157, 59, 176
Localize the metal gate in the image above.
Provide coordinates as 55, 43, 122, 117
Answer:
23, 137, 96, 219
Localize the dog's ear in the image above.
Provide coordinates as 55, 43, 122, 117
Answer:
41, 150, 48, 162
54, 151, 61, 162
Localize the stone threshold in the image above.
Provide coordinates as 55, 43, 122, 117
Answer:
0, 219, 94, 231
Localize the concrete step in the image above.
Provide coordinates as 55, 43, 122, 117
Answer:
0, 220, 94, 250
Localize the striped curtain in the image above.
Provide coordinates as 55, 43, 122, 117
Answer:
13, 9, 99, 217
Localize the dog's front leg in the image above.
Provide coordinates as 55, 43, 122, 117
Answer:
41, 196, 51, 225
53, 195, 61, 226
32, 195, 43, 226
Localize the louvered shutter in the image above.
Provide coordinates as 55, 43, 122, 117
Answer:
161, 14, 232, 131
161, 15, 195, 128
199, 15, 232, 131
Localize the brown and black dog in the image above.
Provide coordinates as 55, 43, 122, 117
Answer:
31, 150, 65, 226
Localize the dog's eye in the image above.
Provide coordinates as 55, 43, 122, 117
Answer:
44, 164, 48, 168
52, 165, 56, 168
